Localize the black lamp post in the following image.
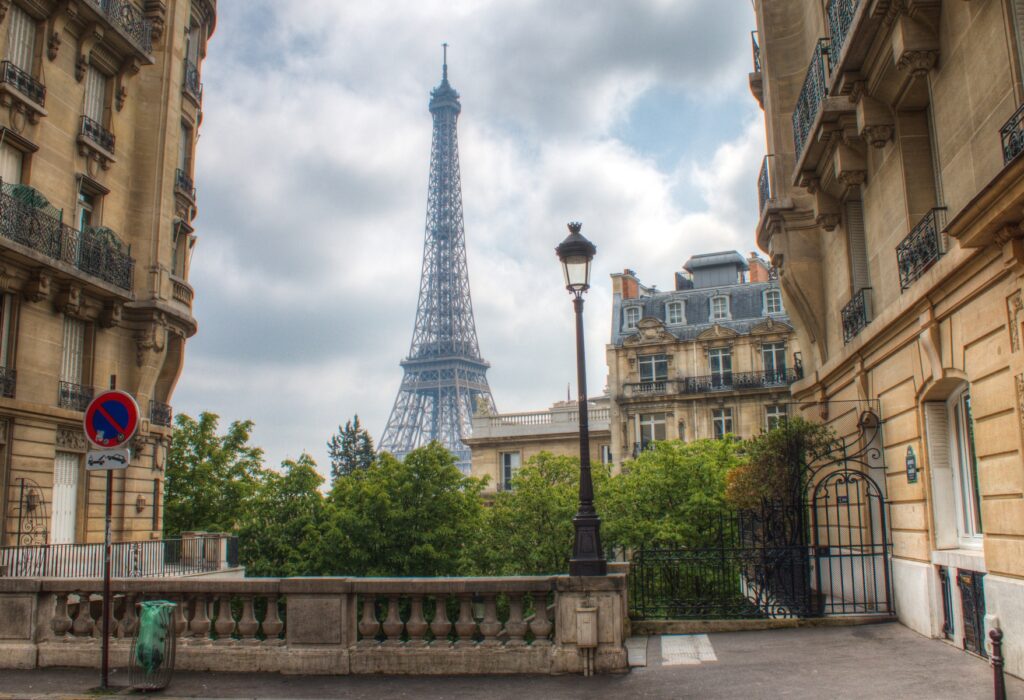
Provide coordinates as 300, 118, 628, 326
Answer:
555, 221, 607, 577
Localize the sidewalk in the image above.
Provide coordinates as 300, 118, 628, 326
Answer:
0, 623, 1019, 699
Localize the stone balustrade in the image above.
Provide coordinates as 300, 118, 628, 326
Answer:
0, 574, 628, 675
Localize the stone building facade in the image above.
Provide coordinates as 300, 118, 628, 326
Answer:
606, 251, 802, 464
465, 398, 611, 494
752, 0, 1024, 674
0, 0, 215, 547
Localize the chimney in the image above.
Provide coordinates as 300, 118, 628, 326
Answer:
748, 252, 770, 283
621, 269, 640, 299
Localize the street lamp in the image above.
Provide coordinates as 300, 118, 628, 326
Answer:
555, 221, 607, 577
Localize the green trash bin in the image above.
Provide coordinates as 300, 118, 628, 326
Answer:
129, 599, 177, 691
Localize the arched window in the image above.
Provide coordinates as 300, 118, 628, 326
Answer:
623, 306, 640, 330
765, 289, 783, 314
665, 301, 684, 325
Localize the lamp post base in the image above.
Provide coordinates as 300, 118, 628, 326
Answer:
569, 513, 607, 577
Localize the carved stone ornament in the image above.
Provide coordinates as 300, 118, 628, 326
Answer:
838, 170, 867, 188
1016, 374, 1024, 441
23, 270, 50, 303
0, 265, 14, 292
862, 125, 894, 149
897, 50, 938, 76
0, 89, 43, 127
1008, 290, 1023, 353
135, 314, 167, 366
56, 426, 88, 452
99, 301, 122, 328
473, 395, 493, 417
0, 0, 11, 24
817, 213, 841, 231
144, 0, 166, 43
55, 285, 82, 317
75, 24, 104, 83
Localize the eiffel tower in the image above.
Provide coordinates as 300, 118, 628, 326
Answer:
380, 48, 496, 473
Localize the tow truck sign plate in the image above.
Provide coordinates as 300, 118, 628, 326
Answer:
86, 448, 130, 471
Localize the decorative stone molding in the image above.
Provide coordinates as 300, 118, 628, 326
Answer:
55, 285, 83, 317
0, 417, 10, 444
144, 0, 166, 43
114, 58, 139, 112
838, 170, 867, 188
862, 125, 894, 148
816, 213, 841, 231
56, 426, 88, 452
47, 1, 79, 62
135, 314, 167, 366
1007, 291, 1023, 353
22, 270, 50, 303
99, 300, 123, 328
1016, 374, 1024, 440
75, 23, 104, 82
0, 0, 11, 23
896, 49, 938, 75
0, 265, 15, 292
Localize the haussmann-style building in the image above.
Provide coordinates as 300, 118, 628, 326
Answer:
752, 0, 1024, 676
0, 0, 216, 552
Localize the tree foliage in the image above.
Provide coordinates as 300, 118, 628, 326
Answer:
164, 412, 264, 536
326, 415, 375, 483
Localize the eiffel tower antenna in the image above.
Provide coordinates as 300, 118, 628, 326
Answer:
379, 50, 496, 474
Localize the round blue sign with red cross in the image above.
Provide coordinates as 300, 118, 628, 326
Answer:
83, 391, 140, 449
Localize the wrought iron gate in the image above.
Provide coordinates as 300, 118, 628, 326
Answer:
629, 407, 893, 620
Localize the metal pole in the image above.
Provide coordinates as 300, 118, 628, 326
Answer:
991, 628, 1006, 700
569, 294, 606, 577
101, 469, 112, 689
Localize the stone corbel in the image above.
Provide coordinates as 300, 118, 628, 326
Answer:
47, 1, 79, 62
115, 58, 140, 112
833, 143, 867, 196
22, 270, 50, 303
135, 315, 167, 367
1006, 290, 1023, 354
100, 300, 123, 328
0, 1, 11, 24
892, 15, 939, 77
55, 285, 83, 317
856, 95, 895, 148
144, 0, 167, 44
813, 189, 841, 232
75, 23, 104, 82
0, 265, 14, 292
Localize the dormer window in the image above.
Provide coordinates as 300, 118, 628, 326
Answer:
765, 289, 783, 315
710, 295, 730, 321
665, 301, 684, 325
624, 306, 640, 330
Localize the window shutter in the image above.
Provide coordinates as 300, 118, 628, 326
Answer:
50, 452, 80, 544
0, 142, 22, 184
924, 401, 957, 550
7, 6, 36, 73
61, 316, 85, 384
84, 66, 106, 124
846, 199, 870, 292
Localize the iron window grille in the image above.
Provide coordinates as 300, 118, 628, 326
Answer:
149, 400, 172, 427
896, 208, 946, 291
826, 0, 860, 66
58, 381, 93, 412
757, 155, 773, 213
841, 288, 871, 343
183, 57, 202, 101
1000, 103, 1024, 165
0, 60, 45, 106
792, 38, 831, 158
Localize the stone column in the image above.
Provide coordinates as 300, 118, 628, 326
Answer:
279, 578, 351, 675
551, 574, 629, 675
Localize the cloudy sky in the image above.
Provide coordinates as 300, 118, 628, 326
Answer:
174, 0, 764, 476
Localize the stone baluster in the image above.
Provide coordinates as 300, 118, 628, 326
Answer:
189, 594, 211, 641
382, 596, 403, 645
237, 596, 259, 642
213, 594, 236, 642
71, 592, 95, 637
117, 593, 137, 638
171, 595, 188, 637
50, 592, 72, 639
529, 594, 552, 645
454, 595, 476, 647
479, 595, 502, 647
505, 594, 527, 647
262, 596, 284, 644
357, 596, 381, 647
429, 596, 452, 646
405, 596, 428, 646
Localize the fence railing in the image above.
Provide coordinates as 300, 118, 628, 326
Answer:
792, 38, 831, 158
183, 58, 202, 101
1001, 103, 1024, 165
80, 115, 115, 153
0, 536, 237, 578
826, 0, 859, 67
0, 60, 45, 105
897, 208, 946, 291
57, 381, 93, 412
623, 369, 800, 398
90, 0, 153, 54
758, 154, 772, 212
841, 287, 872, 343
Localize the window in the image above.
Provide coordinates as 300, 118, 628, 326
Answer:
638, 354, 668, 383
638, 413, 666, 450
665, 301, 684, 325
712, 408, 733, 439
766, 405, 787, 431
172, 225, 190, 277
76, 190, 96, 232
623, 306, 640, 330
0, 140, 23, 184
185, 21, 202, 66
0, 293, 14, 368
846, 199, 870, 292
7, 6, 36, 73
762, 341, 787, 381
708, 347, 732, 388
500, 451, 521, 491
84, 65, 107, 125
600, 444, 612, 465
179, 123, 193, 173
710, 295, 730, 321
949, 388, 982, 544
50, 451, 79, 544
765, 289, 783, 314
61, 316, 86, 386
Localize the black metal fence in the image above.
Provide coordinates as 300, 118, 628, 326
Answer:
792, 38, 831, 158
0, 536, 238, 578
841, 287, 871, 343
0, 60, 46, 105
897, 208, 946, 291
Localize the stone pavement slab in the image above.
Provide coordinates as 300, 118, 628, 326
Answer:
0, 623, 1021, 699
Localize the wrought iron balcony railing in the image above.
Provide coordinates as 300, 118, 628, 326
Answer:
897, 208, 946, 291
751, 30, 761, 73
0, 60, 45, 106
0, 366, 14, 398
149, 400, 172, 427
80, 115, 114, 153
623, 368, 800, 399
183, 58, 202, 101
175, 168, 197, 201
757, 155, 773, 212
792, 38, 831, 159
0, 182, 135, 291
91, 0, 153, 54
1001, 103, 1024, 165
842, 288, 871, 343
58, 381, 93, 412
827, 0, 860, 66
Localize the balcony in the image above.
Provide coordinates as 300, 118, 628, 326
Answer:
150, 399, 173, 427
792, 38, 831, 159
0, 182, 135, 291
0, 60, 45, 107
841, 288, 872, 343
1001, 103, 1024, 165
58, 381, 93, 412
622, 369, 800, 399
175, 168, 197, 202
79, 115, 114, 154
183, 58, 203, 102
749, 30, 763, 108
757, 155, 773, 213
826, 0, 859, 68
897, 208, 946, 291
751, 30, 761, 73
171, 274, 194, 308
87, 0, 153, 55
0, 366, 14, 398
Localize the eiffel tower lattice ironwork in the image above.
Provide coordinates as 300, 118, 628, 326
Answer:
380, 50, 496, 473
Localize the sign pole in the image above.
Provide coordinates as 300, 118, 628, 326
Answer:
101, 468, 112, 689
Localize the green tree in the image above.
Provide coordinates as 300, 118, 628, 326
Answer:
600, 439, 742, 549
318, 442, 486, 576
163, 412, 265, 536
236, 453, 327, 577
481, 452, 610, 576
326, 415, 375, 483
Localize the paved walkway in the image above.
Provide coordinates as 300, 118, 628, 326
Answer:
0, 623, 1020, 699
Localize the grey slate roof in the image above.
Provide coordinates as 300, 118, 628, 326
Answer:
683, 251, 749, 272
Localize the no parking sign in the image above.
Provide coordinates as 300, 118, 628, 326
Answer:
83, 391, 139, 470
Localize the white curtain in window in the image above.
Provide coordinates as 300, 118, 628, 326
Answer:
61, 316, 85, 384
50, 451, 80, 544
84, 66, 106, 124
0, 142, 22, 184
0, 294, 12, 367
7, 6, 36, 72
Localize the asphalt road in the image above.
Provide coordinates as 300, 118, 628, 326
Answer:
0, 622, 1020, 699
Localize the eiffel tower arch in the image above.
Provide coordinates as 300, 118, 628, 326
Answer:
379, 50, 496, 473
